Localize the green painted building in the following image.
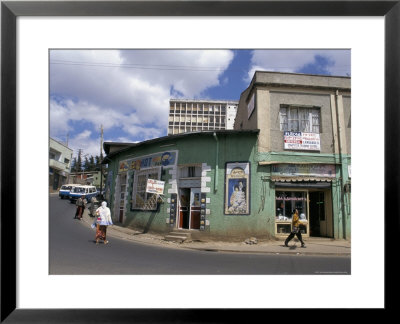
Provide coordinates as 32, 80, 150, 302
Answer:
103, 130, 273, 241
103, 71, 351, 241
235, 71, 351, 240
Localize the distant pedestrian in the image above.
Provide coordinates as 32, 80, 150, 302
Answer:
89, 196, 99, 217
75, 195, 87, 220
285, 209, 306, 248
93, 201, 113, 244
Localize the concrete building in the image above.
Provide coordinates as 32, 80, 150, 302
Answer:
234, 71, 351, 239
102, 71, 351, 241
168, 99, 238, 135
49, 137, 73, 191
69, 171, 105, 188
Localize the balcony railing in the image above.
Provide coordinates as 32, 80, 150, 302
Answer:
49, 159, 70, 172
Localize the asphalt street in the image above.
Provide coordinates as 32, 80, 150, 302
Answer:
49, 196, 350, 275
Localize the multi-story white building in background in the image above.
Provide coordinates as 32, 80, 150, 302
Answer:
168, 99, 238, 135
49, 137, 73, 191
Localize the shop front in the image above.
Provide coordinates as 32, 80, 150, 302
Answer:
177, 165, 202, 230
271, 164, 336, 238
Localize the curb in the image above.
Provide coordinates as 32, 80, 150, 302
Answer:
81, 209, 351, 257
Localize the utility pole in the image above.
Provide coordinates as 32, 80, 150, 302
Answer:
99, 125, 104, 199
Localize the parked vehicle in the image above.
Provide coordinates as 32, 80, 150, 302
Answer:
69, 185, 99, 203
58, 184, 77, 199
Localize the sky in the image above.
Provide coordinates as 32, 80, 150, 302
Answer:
49, 49, 350, 159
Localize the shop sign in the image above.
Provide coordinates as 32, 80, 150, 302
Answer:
284, 131, 320, 151
146, 179, 165, 195
119, 151, 177, 172
272, 164, 336, 178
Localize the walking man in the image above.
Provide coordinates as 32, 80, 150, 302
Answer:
285, 209, 306, 248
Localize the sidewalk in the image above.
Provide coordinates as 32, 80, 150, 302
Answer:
81, 208, 351, 256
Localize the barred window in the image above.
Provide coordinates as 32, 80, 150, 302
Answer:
280, 106, 320, 133
132, 167, 161, 210
179, 166, 201, 178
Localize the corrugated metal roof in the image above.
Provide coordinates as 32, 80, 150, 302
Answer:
103, 129, 259, 161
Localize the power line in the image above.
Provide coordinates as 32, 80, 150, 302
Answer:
50, 60, 233, 72
50, 59, 350, 72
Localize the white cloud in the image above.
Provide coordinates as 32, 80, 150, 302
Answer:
50, 49, 234, 152
247, 49, 350, 81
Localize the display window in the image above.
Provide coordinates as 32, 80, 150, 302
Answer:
275, 190, 309, 235
132, 167, 161, 210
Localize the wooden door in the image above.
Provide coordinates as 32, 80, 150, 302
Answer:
190, 188, 201, 229
179, 189, 190, 229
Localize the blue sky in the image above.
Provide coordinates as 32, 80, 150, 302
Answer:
49, 49, 350, 158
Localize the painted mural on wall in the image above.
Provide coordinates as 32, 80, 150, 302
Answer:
225, 162, 250, 215
118, 151, 177, 173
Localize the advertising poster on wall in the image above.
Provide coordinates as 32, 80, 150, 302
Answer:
145, 179, 165, 195
283, 131, 321, 151
225, 162, 250, 215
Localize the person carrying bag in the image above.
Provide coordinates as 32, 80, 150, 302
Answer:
92, 201, 113, 245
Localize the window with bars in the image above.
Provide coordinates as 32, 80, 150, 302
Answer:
132, 167, 161, 210
280, 106, 320, 133
179, 166, 201, 178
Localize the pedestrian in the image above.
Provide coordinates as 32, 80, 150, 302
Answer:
89, 196, 99, 217
284, 209, 306, 248
93, 201, 113, 244
75, 195, 87, 220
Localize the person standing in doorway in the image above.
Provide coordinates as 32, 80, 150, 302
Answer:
75, 195, 87, 220
285, 209, 306, 248
94, 201, 113, 244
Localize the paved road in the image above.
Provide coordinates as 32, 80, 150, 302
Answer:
49, 196, 350, 275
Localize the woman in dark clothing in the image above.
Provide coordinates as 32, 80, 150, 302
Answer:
75, 195, 87, 220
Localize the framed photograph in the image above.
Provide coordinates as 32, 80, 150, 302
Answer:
2, 0, 398, 321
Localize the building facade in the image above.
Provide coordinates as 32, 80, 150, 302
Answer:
103, 130, 267, 240
234, 71, 351, 240
49, 138, 73, 191
102, 72, 351, 241
168, 99, 238, 135
69, 171, 105, 188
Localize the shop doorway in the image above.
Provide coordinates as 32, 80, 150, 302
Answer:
178, 188, 201, 230
309, 191, 332, 237
118, 173, 127, 223
179, 189, 190, 229
114, 173, 128, 224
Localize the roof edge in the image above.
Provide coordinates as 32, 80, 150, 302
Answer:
103, 129, 260, 158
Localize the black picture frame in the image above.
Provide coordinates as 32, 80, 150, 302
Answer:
1, 0, 398, 322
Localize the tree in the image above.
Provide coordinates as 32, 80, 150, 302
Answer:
88, 155, 95, 171
76, 149, 83, 172
83, 156, 90, 172
95, 155, 101, 171
71, 157, 77, 172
